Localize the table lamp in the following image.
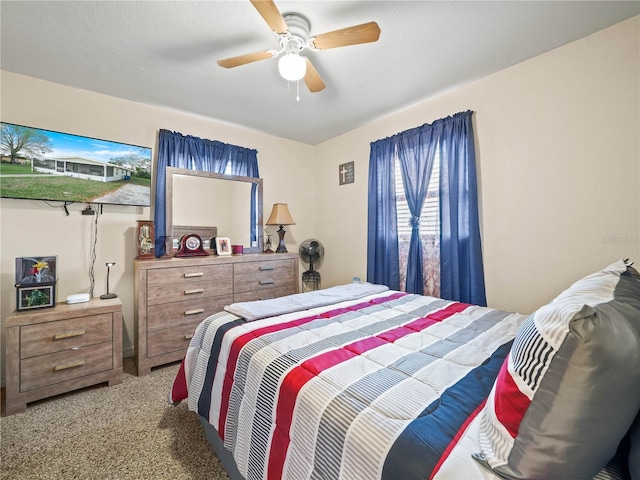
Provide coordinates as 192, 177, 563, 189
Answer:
265, 203, 295, 253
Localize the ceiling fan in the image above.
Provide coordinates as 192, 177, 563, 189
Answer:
217, 0, 381, 93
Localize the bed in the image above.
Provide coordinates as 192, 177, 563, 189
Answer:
170, 260, 640, 480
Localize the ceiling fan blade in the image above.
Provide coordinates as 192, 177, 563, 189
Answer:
250, 0, 288, 35
303, 58, 325, 93
217, 50, 274, 68
311, 21, 381, 50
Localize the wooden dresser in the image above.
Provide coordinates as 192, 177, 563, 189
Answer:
134, 253, 298, 375
4, 297, 123, 416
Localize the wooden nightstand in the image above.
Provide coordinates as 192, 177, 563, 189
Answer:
4, 297, 123, 416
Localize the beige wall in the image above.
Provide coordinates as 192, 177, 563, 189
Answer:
315, 16, 640, 314
0, 72, 316, 372
1, 16, 639, 385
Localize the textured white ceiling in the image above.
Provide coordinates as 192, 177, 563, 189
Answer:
1, 1, 638, 145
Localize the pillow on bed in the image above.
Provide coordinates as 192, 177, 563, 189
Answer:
474, 259, 640, 479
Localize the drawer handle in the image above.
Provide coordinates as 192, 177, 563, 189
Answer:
54, 330, 86, 340
259, 279, 274, 285
184, 272, 204, 278
184, 288, 204, 295
185, 308, 204, 316
184, 334, 194, 340
259, 266, 274, 271
54, 360, 85, 371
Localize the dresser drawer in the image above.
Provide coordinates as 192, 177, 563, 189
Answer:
147, 263, 232, 286
147, 320, 201, 358
147, 280, 233, 306
20, 341, 113, 392
147, 294, 233, 331
234, 259, 295, 294
20, 314, 113, 359
234, 258, 294, 278
233, 285, 296, 303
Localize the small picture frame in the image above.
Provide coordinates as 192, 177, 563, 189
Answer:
15, 256, 57, 284
17, 284, 56, 311
215, 237, 232, 256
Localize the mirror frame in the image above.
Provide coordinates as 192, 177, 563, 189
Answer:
165, 167, 263, 254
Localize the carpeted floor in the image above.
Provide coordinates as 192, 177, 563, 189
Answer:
0, 359, 229, 479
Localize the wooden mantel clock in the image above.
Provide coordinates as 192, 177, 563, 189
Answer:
175, 233, 209, 257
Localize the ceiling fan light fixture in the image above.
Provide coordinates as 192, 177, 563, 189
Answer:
278, 53, 306, 81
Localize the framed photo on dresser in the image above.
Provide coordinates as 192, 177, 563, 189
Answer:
215, 237, 231, 256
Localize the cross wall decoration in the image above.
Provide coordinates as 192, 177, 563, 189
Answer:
339, 161, 355, 185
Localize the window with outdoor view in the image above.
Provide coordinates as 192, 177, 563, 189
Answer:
395, 151, 440, 296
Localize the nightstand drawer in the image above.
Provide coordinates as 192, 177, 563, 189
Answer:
147, 280, 233, 306
147, 294, 233, 331
147, 320, 202, 358
20, 341, 113, 392
20, 313, 113, 359
147, 264, 232, 286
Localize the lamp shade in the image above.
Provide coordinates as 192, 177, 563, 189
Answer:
266, 203, 295, 226
278, 53, 306, 82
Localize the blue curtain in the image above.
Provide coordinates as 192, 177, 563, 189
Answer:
367, 110, 486, 305
154, 129, 259, 256
366, 138, 400, 290
439, 111, 486, 306
396, 125, 438, 294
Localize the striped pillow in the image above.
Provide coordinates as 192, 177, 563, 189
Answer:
474, 260, 640, 479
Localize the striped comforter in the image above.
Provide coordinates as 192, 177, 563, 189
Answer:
170, 288, 527, 480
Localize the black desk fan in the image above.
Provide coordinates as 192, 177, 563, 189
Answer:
299, 239, 324, 293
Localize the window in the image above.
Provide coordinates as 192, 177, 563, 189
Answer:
368, 111, 484, 304
395, 153, 440, 236
395, 152, 441, 296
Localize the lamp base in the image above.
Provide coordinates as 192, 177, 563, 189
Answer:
100, 293, 117, 300
275, 225, 288, 253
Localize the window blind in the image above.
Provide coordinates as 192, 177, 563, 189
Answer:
395, 153, 440, 236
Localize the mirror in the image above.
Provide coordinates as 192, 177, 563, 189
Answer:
166, 167, 263, 254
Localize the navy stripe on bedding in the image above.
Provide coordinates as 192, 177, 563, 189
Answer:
382, 341, 513, 480
197, 318, 246, 420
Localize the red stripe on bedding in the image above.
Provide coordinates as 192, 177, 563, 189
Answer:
345, 336, 387, 355
170, 358, 189, 404
267, 301, 470, 480
376, 302, 468, 344
218, 291, 407, 438
429, 399, 487, 479
494, 360, 530, 438
426, 302, 470, 321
